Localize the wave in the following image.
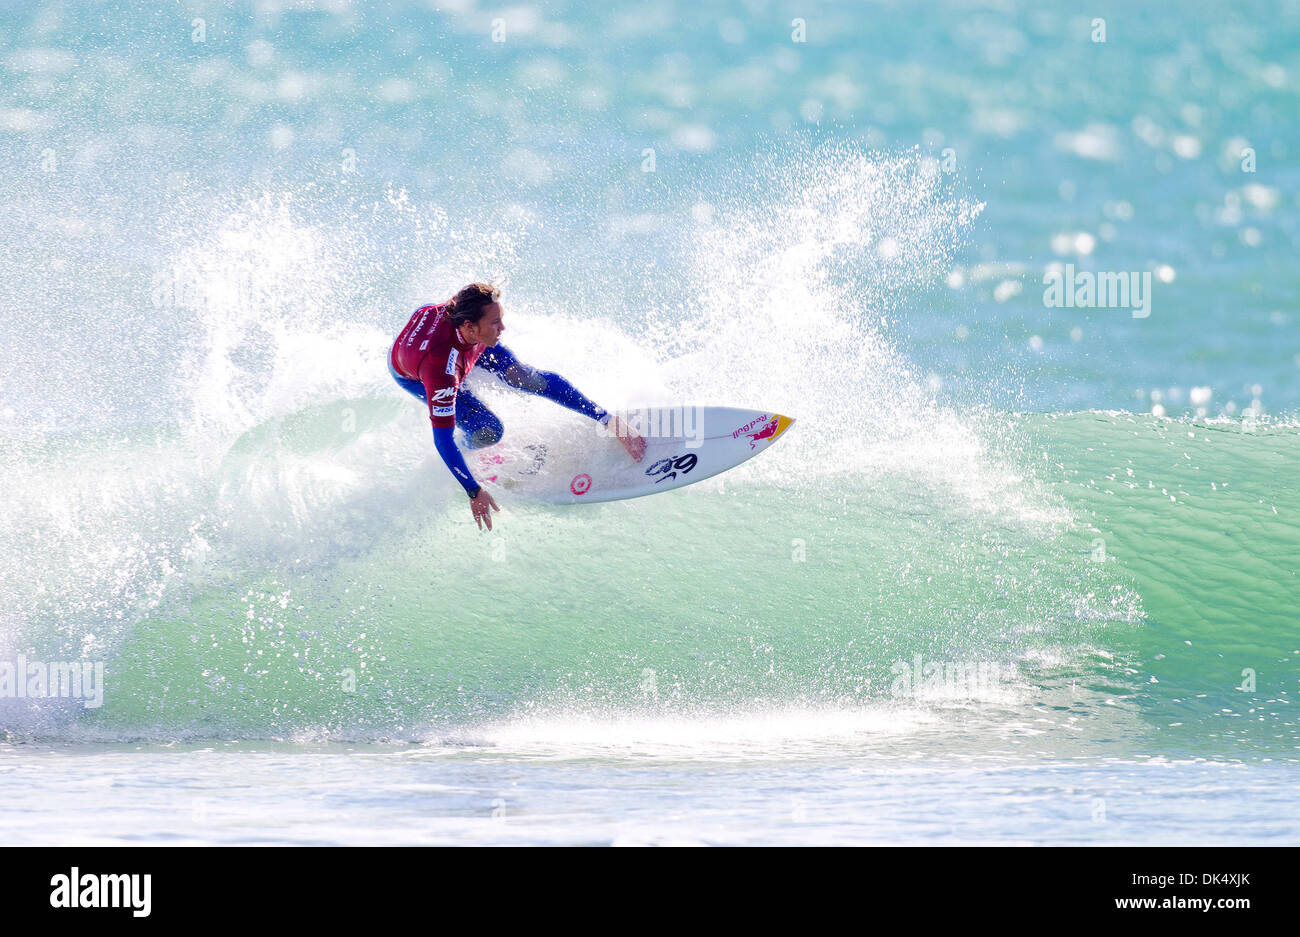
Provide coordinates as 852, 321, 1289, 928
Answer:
1, 144, 1293, 753
2, 403, 1294, 753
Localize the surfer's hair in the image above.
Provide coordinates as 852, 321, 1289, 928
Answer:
447, 282, 501, 324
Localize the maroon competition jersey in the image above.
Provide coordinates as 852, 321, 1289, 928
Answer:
390, 302, 486, 428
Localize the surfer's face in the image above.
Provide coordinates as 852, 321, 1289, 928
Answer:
467, 303, 505, 346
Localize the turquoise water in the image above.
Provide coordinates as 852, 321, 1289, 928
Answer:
1, 1, 1297, 844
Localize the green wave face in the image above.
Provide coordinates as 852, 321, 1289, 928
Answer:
1024, 412, 1299, 754
47, 406, 1291, 756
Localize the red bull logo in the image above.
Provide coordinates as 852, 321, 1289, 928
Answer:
745, 417, 779, 448
732, 414, 770, 440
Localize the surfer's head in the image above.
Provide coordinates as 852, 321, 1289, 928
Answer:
448, 282, 505, 346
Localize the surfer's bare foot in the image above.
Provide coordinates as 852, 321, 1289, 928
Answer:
608, 414, 646, 462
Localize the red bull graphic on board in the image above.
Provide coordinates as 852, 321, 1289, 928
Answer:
731, 413, 793, 449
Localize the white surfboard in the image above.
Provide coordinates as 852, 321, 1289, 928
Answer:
474, 406, 794, 504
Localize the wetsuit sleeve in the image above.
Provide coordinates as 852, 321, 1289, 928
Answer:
477, 345, 610, 424
432, 425, 478, 495
417, 349, 477, 493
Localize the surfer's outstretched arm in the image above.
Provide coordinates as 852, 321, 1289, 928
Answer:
432, 426, 499, 530
410, 349, 501, 529
478, 344, 608, 421
431, 425, 478, 494
478, 345, 646, 461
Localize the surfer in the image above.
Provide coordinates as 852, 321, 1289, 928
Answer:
389, 283, 645, 530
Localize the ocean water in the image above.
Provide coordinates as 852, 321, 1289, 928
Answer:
1, 0, 1297, 845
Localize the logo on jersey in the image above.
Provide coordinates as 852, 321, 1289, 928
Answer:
405, 305, 434, 345
431, 387, 456, 403
419, 339, 429, 351
445, 348, 459, 376
432, 405, 455, 418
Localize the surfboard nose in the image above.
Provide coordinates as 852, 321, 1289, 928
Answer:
768, 413, 795, 442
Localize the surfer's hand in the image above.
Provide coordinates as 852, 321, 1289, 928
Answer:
609, 414, 646, 463
470, 489, 500, 531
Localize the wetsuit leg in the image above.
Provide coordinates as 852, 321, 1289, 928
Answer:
389, 355, 428, 401
454, 387, 505, 449
393, 354, 503, 448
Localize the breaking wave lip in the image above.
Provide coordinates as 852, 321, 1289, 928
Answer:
3, 145, 992, 627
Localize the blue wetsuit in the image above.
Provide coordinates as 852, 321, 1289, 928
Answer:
388, 343, 609, 493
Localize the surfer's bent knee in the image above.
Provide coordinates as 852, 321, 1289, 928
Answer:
470, 424, 503, 448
